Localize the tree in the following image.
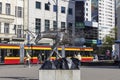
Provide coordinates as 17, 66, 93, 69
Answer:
103, 35, 115, 45
97, 27, 116, 55
103, 27, 116, 45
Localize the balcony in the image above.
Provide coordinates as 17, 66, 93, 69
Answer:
0, 14, 14, 23
0, 34, 24, 42
0, 34, 15, 39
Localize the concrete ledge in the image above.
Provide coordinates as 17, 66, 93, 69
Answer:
39, 70, 81, 80
81, 60, 115, 66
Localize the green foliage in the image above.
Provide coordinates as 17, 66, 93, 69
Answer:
95, 30, 115, 55
103, 35, 115, 45
91, 27, 116, 56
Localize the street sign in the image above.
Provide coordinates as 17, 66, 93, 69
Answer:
97, 40, 102, 45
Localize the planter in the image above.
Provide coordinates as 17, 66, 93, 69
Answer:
39, 70, 80, 80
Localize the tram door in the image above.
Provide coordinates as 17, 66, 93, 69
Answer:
0, 49, 7, 63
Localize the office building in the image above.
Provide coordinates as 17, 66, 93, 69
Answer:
0, 0, 115, 46
98, 0, 115, 40
82, 0, 115, 44
115, 0, 120, 40
25, 0, 76, 45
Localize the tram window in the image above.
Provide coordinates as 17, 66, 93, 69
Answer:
44, 50, 50, 60
6, 49, 11, 56
52, 52, 56, 57
30, 50, 41, 57
58, 50, 61, 56
32, 50, 51, 60
32, 50, 39, 57
65, 51, 77, 57
6, 49, 19, 57
78, 51, 82, 56
80, 51, 92, 57
65, 51, 69, 57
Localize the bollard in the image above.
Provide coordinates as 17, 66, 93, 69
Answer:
39, 70, 81, 80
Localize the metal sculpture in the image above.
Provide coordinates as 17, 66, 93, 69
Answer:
34, 29, 70, 59
25, 29, 71, 59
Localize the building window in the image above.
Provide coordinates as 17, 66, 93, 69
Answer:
86, 8, 88, 11
36, 1, 41, 9
14, 25, 17, 34
53, 5, 57, 12
86, 3, 88, 6
45, 3, 50, 11
15, 6, 23, 17
61, 22, 65, 29
17, 25, 22, 38
6, 3, 10, 15
67, 23, 73, 35
53, 21, 57, 30
61, 6, 65, 13
67, 22, 72, 30
86, 13, 88, 16
35, 18, 41, 35
68, 8, 73, 15
0, 2, 2, 14
45, 20, 50, 31
86, 18, 88, 21
68, 23, 72, 28
4, 23, 9, 34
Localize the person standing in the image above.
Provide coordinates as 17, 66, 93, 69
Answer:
25, 52, 31, 68
106, 50, 110, 60
38, 54, 42, 64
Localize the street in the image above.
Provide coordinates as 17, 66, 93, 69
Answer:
0, 65, 120, 80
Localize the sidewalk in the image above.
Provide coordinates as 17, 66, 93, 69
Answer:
81, 60, 116, 66
0, 63, 41, 69
0, 64, 39, 80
